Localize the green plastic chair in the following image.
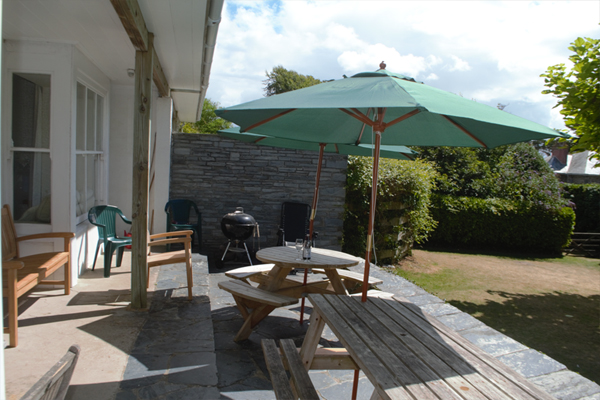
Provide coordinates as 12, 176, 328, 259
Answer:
88, 205, 132, 278
165, 199, 201, 251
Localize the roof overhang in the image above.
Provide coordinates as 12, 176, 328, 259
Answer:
2, 0, 224, 123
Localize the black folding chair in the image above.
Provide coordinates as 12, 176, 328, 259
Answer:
276, 201, 312, 246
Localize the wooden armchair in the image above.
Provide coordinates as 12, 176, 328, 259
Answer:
2, 204, 74, 347
147, 230, 194, 299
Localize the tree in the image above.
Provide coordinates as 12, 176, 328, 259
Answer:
263, 65, 322, 96
180, 98, 231, 134
541, 37, 600, 163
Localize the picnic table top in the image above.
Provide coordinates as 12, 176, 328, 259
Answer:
303, 294, 556, 400
256, 246, 360, 270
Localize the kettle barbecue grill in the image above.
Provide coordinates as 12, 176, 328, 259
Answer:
220, 207, 258, 265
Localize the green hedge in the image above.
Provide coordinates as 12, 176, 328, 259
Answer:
342, 157, 438, 264
561, 183, 600, 232
426, 194, 575, 255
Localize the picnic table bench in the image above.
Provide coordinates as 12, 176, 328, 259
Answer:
299, 294, 556, 400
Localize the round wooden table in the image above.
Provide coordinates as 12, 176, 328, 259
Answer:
256, 246, 360, 295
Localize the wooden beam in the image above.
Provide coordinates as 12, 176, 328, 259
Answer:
152, 47, 170, 97
110, 0, 149, 51
130, 33, 154, 310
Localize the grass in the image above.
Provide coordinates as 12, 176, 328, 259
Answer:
393, 249, 600, 384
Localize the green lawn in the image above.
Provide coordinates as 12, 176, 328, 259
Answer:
393, 250, 600, 384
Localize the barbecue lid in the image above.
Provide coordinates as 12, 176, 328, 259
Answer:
221, 207, 256, 226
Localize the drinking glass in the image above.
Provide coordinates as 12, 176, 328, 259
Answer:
295, 239, 303, 260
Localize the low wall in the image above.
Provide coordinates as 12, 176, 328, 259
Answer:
169, 134, 348, 257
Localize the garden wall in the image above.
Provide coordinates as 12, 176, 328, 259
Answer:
169, 134, 348, 258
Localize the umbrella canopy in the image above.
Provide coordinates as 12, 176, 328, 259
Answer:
216, 69, 565, 149
216, 66, 566, 305
217, 127, 417, 160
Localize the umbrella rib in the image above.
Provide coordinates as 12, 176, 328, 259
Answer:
442, 115, 488, 148
243, 109, 297, 132
339, 108, 373, 126
383, 109, 421, 129
355, 108, 373, 145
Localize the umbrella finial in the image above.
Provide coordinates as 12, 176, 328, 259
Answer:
379, 61, 386, 70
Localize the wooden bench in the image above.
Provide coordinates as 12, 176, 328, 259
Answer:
312, 268, 383, 293
20, 344, 81, 400
262, 339, 319, 400
218, 280, 298, 341
2, 204, 74, 347
225, 264, 275, 283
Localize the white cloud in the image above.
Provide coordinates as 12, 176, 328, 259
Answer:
448, 55, 471, 72
207, 0, 600, 131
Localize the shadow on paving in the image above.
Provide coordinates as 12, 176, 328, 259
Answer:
449, 291, 600, 384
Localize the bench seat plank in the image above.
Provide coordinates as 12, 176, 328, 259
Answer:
280, 339, 320, 400
225, 264, 275, 280
312, 268, 383, 285
219, 280, 298, 307
262, 339, 295, 400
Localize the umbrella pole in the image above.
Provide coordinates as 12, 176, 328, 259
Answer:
362, 131, 382, 302
300, 143, 326, 325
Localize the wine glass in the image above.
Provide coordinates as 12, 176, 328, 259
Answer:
295, 239, 303, 260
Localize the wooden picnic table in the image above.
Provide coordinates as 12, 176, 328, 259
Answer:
299, 294, 556, 400
218, 247, 361, 341
255, 246, 361, 296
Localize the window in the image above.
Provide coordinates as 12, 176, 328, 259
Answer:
11, 73, 52, 223
76, 82, 104, 219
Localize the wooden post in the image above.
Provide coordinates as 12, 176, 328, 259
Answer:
130, 33, 154, 310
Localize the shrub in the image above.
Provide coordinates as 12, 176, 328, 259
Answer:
561, 183, 600, 232
427, 194, 575, 254
342, 157, 438, 264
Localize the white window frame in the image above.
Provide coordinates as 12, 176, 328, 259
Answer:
75, 79, 106, 225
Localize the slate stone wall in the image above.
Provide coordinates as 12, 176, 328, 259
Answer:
169, 134, 348, 258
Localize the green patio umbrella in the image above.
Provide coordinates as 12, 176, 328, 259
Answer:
216, 65, 566, 302
218, 127, 417, 323
216, 64, 566, 400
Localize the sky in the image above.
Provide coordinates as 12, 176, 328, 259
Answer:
206, 0, 599, 132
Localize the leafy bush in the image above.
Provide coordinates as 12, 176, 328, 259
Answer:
342, 157, 438, 264
416, 143, 568, 210
561, 183, 600, 232
427, 194, 575, 254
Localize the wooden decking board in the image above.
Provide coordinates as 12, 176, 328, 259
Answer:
332, 295, 464, 400
341, 296, 487, 400
386, 296, 555, 400
310, 295, 417, 400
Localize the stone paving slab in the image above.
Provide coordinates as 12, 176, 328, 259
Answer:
118, 255, 599, 400
115, 255, 218, 400
498, 348, 567, 378
460, 325, 529, 357
530, 371, 600, 400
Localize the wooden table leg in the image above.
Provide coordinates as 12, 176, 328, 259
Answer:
324, 269, 349, 295
299, 309, 326, 370
234, 303, 276, 342
258, 265, 291, 292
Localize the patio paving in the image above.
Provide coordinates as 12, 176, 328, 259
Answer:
4, 252, 600, 399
